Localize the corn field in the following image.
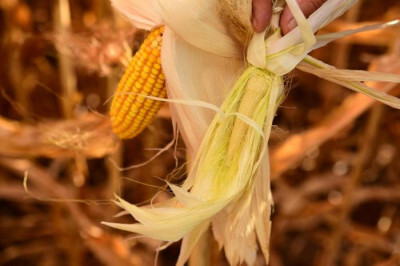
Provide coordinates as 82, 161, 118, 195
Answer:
0, 0, 400, 265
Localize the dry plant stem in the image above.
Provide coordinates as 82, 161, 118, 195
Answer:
270, 55, 400, 179
52, 199, 83, 266
276, 172, 400, 218
53, 0, 89, 189
275, 215, 396, 254
322, 104, 384, 266
0, 158, 138, 266
8, 39, 31, 112
51, 0, 84, 245
0, 183, 36, 200
0, 240, 62, 264
3, 8, 33, 117
105, 48, 122, 198
323, 225, 396, 256
0, 113, 116, 158
105, 143, 123, 197
375, 254, 400, 266
274, 184, 400, 233
347, 225, 396, 254
353, 185, 400, 205
343, 247, 362, 266
73, 152, 89, 187
53, 0, 77, 119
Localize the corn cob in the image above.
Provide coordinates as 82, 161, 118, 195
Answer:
110, 26, 166, 139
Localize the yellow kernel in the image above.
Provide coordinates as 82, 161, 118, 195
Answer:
136, 60, 143, 67
143, 85, 152, 93
151, 40, 159, 48
137, 96, 145, 103
152, 49, 160, 57
148, 55, 156, 63
140, 72, 148, 79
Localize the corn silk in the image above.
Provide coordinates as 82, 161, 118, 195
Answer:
103, 0, 400, 265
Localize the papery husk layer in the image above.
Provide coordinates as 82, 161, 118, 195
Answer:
161, 28, 243, 158
104, 66, 284, 265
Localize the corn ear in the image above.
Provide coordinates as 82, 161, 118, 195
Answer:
110, 26, 166, 139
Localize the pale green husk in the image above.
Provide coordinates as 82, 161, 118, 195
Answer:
103, 66, 284, 265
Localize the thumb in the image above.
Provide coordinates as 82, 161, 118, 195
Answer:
252, 0, 272, 33
280, 0, 327, 35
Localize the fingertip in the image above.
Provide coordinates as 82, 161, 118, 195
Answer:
252, 0, 272, 33
280, 0, 327, 35
252, 16, 268, 33
281, 18, 297, 35
279, 3, 293, 35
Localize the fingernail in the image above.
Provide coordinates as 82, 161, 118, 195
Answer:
287, 18, 297, 32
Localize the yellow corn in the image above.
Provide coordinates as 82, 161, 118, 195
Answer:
110, 26, 166, 139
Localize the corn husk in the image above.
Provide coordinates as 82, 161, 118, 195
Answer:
106, 0, 400, 265
104, 66, 284, 265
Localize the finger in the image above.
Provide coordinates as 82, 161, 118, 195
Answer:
280, 0, 327, 35
252, 0, 272, 32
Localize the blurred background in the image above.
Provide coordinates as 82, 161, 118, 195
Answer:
0, 0, 400, 265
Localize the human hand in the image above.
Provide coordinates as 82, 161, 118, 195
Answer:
252, 0, 327, 35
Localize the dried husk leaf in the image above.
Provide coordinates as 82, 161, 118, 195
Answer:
154, 0, 241, 57
161, 27, 242, 158
110, 0, 162, 30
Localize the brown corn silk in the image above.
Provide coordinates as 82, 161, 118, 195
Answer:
110, 26, 166, 139
218, 0, 254, 46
